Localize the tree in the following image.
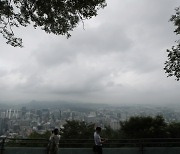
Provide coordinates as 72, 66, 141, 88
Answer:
120, 115, 167, 139
60, 120, 95, 148
27, 130, 51, 147
101, 125, 120, 139
28, 130, 51, 139
60, 120, 95, 139
166, 122, 180, 138
0, 0, 107, 47
164, 6, 180, 80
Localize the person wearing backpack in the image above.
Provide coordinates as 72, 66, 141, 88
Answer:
48, 128, 60, 154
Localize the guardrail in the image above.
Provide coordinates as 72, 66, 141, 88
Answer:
1, 137, 180, 154
0, 138, 180, 154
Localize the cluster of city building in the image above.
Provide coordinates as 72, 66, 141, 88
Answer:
0, 104, 180, 138
0, 106, 121, 138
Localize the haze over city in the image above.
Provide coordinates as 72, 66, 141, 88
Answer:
0, 0, 180, 105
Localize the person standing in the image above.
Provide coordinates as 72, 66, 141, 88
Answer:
93, 127, 107, 154
47, 130, 54, 154
48, 128, 60, 154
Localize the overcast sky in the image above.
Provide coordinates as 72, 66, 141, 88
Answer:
0, 0, 180, 105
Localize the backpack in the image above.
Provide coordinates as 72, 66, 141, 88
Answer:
48, 136, 56, 152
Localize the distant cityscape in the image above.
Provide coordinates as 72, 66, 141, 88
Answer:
1, 101, 180, 138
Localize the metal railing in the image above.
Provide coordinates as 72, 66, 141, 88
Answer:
0, 138, 180, 154
1, 137, 180, 148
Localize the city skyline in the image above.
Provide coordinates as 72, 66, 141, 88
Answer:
1, 102, 180, 137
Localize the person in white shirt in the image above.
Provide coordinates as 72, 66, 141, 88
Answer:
93, 127, 107, 154
48, 128, 60, 154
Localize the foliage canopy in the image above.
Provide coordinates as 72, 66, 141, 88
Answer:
0, 0, 106, 47
120, 115, 167, 138
60, 120, 95, 139
164, 6, 180, 80
27, 117, 180, 143
28, 130, 51, 139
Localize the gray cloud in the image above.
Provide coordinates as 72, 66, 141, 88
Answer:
0, 0, 180, 104
70, 24, 133, 53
